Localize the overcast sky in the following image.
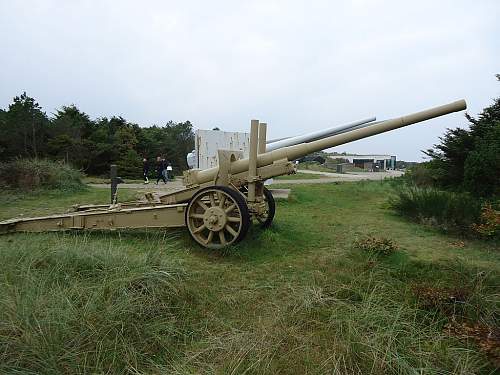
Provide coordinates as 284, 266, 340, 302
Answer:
1, 1, 498, 161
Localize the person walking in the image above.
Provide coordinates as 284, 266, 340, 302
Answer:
156, 156, 167, 184
142, 158, 149, 184
166, 163, 173, 181
161, 157, 169, 182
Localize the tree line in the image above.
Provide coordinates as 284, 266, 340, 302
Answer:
0, 93, 195, 177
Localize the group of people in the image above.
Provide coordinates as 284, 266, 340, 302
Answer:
142, 156, 172, 184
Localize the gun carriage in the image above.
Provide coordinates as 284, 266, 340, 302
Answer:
0, 100, 467, 249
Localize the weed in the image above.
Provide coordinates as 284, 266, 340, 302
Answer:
471, 202, 500, 239
354, 236, 398, 256
412, 284, 470, 316
444, 321, 500, 367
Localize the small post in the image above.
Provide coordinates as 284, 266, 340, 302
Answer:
258, 122, 267, 154
247, 120, 259, 202
110, 164, 118, 204
256, 122, 267, 201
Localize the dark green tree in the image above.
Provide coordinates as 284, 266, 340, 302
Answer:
47, 105, 94, 167
0, 92, 49, 159
424, 75, 500, 197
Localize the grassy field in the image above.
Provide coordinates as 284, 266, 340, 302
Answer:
0, 187, 139, 221
0, 182, 498, 374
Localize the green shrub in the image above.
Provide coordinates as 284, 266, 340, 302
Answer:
354, 236, 398, 256
463, 124, 500, 197
390, 186, 482, 233
0, 158, 84, 192
471, 203, 500, 239
402, 163, 437, 188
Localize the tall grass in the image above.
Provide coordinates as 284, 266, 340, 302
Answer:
164, 253, 497, 374
0, 182, 498, 373
0, 158, 84, 192
390, 186, 483, 233
0, 232, 186, 374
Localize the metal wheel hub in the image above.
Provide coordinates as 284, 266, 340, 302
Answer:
185, 186, 251, 249
203, 207, 227, 231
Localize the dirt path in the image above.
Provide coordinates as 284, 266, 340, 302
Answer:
280, 169, 404, 184
88, 170, 403, 190
88, 180, 186, 193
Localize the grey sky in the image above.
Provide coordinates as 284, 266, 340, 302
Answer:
1, 0, 499, 161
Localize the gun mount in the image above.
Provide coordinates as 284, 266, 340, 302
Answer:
0, 99, 467, 249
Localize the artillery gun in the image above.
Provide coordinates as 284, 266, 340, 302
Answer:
0, 100, 466, 249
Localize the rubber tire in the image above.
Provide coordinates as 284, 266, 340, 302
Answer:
185, 185, 251, 248
260, 187, 276, 229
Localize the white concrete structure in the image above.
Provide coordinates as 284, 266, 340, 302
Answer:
194, 129, 251, 169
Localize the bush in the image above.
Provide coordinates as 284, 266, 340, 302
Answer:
0, 158, 84, 191
471, 203, 500, 239
402, 163, 437, 188
390, 186, 483, 233
412, 284, 470, 316
463, 124, 500, 197
354, 236, 398, 256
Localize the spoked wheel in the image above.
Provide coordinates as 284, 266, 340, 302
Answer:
239, 186, 276, 228
185, 186, 250, 249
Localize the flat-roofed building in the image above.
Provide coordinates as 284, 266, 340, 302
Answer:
329, 154, 396, 170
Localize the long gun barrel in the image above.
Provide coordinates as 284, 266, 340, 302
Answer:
190, 99, 466, 185
266, 117, 376, 151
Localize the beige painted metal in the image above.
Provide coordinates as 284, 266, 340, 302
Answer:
215, 149, 243, 186
258, 122, 267, 154
158, 158, 294, 204
247, 120, 259, 202
256, 122, 267, 202
0, 204, 186, 234
187, 100, 466, 185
